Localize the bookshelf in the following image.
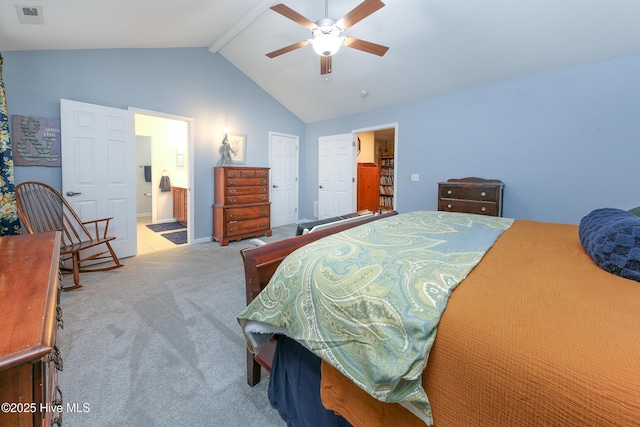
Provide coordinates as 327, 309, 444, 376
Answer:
379, 155, 394, 212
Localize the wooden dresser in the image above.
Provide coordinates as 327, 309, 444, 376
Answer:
438, 177, 504, 217
213, 166, 272, 246
0, 231, 64, 427
172, 187, 188, 225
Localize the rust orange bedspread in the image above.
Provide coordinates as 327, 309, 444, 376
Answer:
320, 219, 640, 426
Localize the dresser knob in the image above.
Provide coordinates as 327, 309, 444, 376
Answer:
229, 189, 236, 194
447, 204, 452, 209
481, 207, 486, 212
230, 214, 237, 219
230, 227, 238, 232
260, 210, 267, 215
481, 191, 486, 197
447, 190, 452, 195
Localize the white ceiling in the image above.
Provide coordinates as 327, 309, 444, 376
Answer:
2, 0, 640, 123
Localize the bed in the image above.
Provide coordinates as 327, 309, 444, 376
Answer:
238, 210, 640, 426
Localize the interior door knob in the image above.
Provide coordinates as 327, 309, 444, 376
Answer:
66, 191, 82, 197
319, 185, 324, 189
272, 185, 279, 188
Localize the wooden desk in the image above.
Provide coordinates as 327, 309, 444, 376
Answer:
0, 231, 63, 427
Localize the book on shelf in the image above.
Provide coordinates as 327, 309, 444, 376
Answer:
379, 185, 394, 195
379, 195, 393, 207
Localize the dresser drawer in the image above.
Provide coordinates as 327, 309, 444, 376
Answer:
439, 199, 498, 216
225, 205, 270, 222
226, 217, 271, 236
225, 168, 269, 178
226, 177, 268, 187
226, 186, 268, 196
439, 184, 499, 202
225, 193, 269, 205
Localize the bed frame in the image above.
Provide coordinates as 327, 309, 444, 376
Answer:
241, 213, 640, 426
240, 211, 398, 386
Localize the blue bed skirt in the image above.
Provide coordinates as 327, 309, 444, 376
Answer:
268, 335, 352, 427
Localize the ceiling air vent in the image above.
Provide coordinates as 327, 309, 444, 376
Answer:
16, 5, 44, 25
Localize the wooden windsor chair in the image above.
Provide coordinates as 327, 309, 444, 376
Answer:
15, 181, 123, 290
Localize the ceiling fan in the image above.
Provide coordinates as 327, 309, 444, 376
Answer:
266, 0, 389, 75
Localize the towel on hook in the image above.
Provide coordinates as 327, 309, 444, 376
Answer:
144, 166, 152, 182
159, 175, 172, 192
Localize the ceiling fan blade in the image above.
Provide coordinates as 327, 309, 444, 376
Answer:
266, 40, 310, 58
336, 0, 385, 30
343, 37, 389, 56
320, 55, 333, 75
271, 4, 317, 30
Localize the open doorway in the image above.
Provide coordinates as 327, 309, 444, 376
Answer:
131, 109, 194, 254
355, 124, 397, 213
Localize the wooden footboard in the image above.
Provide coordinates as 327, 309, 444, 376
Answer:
240, 211, 397, 386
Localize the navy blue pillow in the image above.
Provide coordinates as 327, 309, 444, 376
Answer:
579, 208, 640, 282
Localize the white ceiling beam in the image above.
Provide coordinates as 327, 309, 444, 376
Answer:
209, 0, 277, 53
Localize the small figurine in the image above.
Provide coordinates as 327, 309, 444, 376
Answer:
217, 135, 236, 166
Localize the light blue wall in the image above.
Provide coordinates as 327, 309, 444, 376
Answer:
303, 52, 640, 224
2, 48, 305, 240
5, 48, 640, 234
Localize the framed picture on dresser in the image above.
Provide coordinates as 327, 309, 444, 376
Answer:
228, 132, 246, 164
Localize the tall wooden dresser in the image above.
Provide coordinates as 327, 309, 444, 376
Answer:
0, 231, 64, 427
213, 166, 272, 246
438, 177, 504, 217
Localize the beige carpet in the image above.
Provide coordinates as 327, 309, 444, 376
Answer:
57, 225, 295, 427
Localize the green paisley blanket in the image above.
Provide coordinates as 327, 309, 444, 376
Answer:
238, 211, 514, 425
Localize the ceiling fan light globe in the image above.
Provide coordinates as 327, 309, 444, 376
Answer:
312, 33, 342, 56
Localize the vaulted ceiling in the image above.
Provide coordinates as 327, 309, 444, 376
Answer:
2, 0, 640, 123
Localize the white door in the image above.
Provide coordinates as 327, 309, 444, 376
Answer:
270, 132, 299, 227
61, 99, 137, 258
318, 133, 356, 219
